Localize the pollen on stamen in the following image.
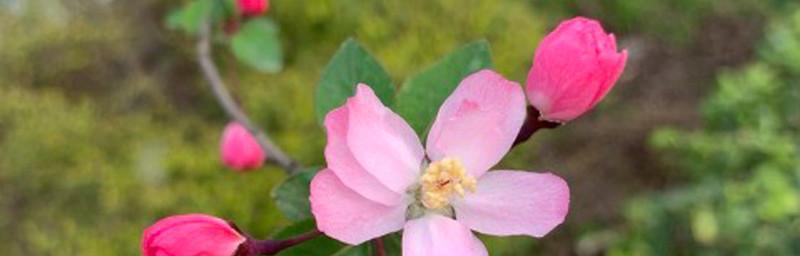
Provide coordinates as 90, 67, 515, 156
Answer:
419, 158, 477, 209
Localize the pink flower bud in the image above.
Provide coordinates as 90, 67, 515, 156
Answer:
237, 0, 269, 17
141, 214, 246, 256
526, 17, 627, 122
221, 122, 266, 171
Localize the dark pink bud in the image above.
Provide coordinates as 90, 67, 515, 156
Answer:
237, 0, 269, 17
221, 122, 266, 171
141, 214, 246, 256
526, 17, 627, 122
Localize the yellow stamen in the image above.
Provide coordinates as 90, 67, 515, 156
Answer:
419, 158, 477, 209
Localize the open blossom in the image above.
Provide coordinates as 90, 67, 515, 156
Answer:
237, 0, 269, 17
526, 17, 627, 123
221, 122, 266, 171
141, 214, 246, 256
310, 70, 570, 255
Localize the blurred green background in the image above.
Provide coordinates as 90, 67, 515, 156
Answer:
1, 0, 799, 255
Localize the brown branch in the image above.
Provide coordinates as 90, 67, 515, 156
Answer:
196, 21, 299, 173
236, 229, 323, 256
372, 238, 386, 256
512, 105, 561, 147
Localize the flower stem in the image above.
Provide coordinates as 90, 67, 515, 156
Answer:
237, 229, 323, 256
512, 106, 561, 147
196, 20, 300, 174
372, 238, 386, 256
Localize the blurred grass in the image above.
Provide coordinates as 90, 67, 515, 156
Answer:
0, 0, 794, 255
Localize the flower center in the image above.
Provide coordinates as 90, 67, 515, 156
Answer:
419, 158, 477, 210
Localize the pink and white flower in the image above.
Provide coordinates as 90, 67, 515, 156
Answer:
526, 17, 627, 123
141, 214, 246, 256
310, 70, 570, 255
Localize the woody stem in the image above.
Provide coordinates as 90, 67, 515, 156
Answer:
196, 20, 300, 174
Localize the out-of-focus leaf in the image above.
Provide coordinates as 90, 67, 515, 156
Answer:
231, 18, 284, 73
166, 0, 228, 34
314, 39, 395, 124
271, 167, 319, 221
166, 9, 186, 30
394, 40, 493, 136
691, 208, 718, 245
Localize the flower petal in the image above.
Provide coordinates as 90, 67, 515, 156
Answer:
426, 70, 526, 177
346, 84, 425, 192
310, 169, 407, 245
220, 122, 265, 171
453, 170, 570, 237
402, 214, 488, 256
325, 102, 404, 206
141, 214, 245, 256
526, 17, 627, 122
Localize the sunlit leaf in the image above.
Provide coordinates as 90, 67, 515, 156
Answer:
394, 40, 493, 136
314, 39, 395, 124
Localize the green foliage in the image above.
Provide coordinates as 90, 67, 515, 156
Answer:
231, 18, 284, 73
167, 0, 284, 72
11, 0, 775, 254
314, 39, 395, 124
272, 168, 318, 221
272, 220, 402, 256
166, 0, 231, 34
394, 40, 493, 135
608, 8, 800, 255
0, 87, 290, 255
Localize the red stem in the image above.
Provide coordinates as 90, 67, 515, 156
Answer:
372, 238, 386, 256
512, 105, 561, 147
236, 230, 322, 256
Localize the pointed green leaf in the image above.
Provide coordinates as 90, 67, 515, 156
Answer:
272, 168, 319, 221
315, 39, 395, 124
394, 40, 493, 136
231, 18, 284, 73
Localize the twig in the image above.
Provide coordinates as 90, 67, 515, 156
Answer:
372, 238, 386, 256
512, 106, 561, 147
236, 229, 323, 256
196, 21, 299, 173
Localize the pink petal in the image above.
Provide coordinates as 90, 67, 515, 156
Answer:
452, 170, 570, 237
141, 214, 245, 256
346, 84, 425, 192
324, 104, 404, 206
220, 122, 266, 171
310, 169, 407, 245
526, 17, 627, 122
426, 70, 526, 178
402, 214, 488, 256
237, 0, 269, 16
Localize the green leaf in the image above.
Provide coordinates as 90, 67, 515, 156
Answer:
273, 220, 345, 256
331, 245, 371, 256
314, 39, 395, 124
272, 219, 401, 256
166, 0, 227, 34
332, 234, 402, 256
272, 219, 402, 256
271, 168, 319, 221
394, 40, 493, 136
166, 9, 187, 31
231, 18, 284, 73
